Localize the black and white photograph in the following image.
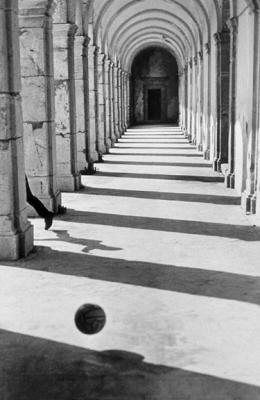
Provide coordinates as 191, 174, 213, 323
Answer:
0, 0, 260, 399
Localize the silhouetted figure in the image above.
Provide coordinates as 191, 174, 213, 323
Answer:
25, 176, 54, 230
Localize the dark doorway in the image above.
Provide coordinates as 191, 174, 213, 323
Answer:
148, 89, 161, 120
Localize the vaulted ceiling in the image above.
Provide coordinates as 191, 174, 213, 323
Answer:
86, 0, 226, 70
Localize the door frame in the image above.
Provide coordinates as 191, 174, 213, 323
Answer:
143, 78, 168, 123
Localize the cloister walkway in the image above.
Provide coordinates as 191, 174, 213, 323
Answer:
1, 126, 260, 399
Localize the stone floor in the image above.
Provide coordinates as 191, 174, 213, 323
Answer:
1, 125, 260, 400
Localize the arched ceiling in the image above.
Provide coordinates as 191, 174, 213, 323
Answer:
86, 0, 222, 71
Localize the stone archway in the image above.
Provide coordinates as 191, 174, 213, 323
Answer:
130, 47, 179, 125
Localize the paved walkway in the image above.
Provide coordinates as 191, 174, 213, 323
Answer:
1, 126, 260, 399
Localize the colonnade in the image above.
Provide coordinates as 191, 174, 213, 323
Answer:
0, 0, 130, 259
179, 2, 260, 217
1, 0, 260, 261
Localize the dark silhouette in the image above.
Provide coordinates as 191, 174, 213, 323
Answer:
25, 176, 54, 230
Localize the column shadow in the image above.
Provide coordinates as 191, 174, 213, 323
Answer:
82, 186, 241, 205
104, 160, 212, 168
109, 152, 203, 157
96, 171, 224, 183
1, 329, 260, 400
57, 209, 259, 241
7, 242, 260, 306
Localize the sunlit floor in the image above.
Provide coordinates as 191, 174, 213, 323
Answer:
1, 125, 260, 399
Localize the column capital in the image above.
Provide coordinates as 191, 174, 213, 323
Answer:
193, 56, 198, 66
204, 42, 211, 54
214, 30, 230, 46
227, 17, 238, 34
83, 35, 91, 47
198, 49, 203, 61
244, 0, 260, 13
97, 52, 106, 65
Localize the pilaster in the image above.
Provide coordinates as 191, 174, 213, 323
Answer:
86, 43, 99, 164
19, 8, 61, 213
226, 17, 238, 188
95, 50, 106, 157
113, 64, 120, 140
242, 7, 260, 214
74, 34, 88, 171
213, 30, 230, 172
0, 1, 33, 259
203, 42, 211, 160
53, 22, 81, 191
104, 57, 112, 150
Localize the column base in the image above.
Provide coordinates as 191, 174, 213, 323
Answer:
197, 144, 203, 152
105, 139, 112, 153
226, 172, 235, 189
203, 149, 210, 160
97, 143, 107, 156
87, 150, 99, 164
97, 152, 104, 163
241, 191, 257, 214
0, 222, 34, 261
110, 138, 117, 147
214, 157, 228, 173
57, 173, 81, 192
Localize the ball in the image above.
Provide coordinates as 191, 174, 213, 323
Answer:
74, 303, 106, 335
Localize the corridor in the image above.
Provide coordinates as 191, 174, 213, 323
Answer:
1, 126, 260, 399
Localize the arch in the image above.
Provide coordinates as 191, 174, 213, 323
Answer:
107, 10, 197, 54
94, 0, 204, 48
123, 39, 184, 72
118, 28, 186, 66
130, 46, 180, 124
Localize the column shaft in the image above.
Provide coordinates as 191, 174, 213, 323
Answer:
0, 1, 33, 260
19, 10, 61, 212
53, 23, 81, 191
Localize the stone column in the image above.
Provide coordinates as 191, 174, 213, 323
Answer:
117, 67, 123, 136
19, 7, 61, 213
242, 8, 260, 214
104, 57, 112, 151
124, 73, 129, 129
203, 42, 211, 160
214, 30, 230, 172
113, 64, 120, 140
191, 56, 198, 144
95, 50, 106, 158
109, 61, 116, 145
74, 34, 87, 172
187, 58, 193, 141
197, 50, 204, 151
121, 71, 125, 132
0, 1, 33, 260
53, 23, 81, 191
126, 74, 131, 128
226, 18, 238, 188
86, 44, 99, 164
178, 70, 184, 129
182, 65, 188, 136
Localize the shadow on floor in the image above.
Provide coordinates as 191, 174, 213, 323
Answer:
7, 243, 260, 306
82, 187, 241, 205
109, 152, 204, 157
57, 209, 259, 241
113, 146, 197, 150
1, 329, 260, 400
96, 171, 224, 183
104, 160, 212, 168
50, 230, 122, 253
117, 141, 190, 144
